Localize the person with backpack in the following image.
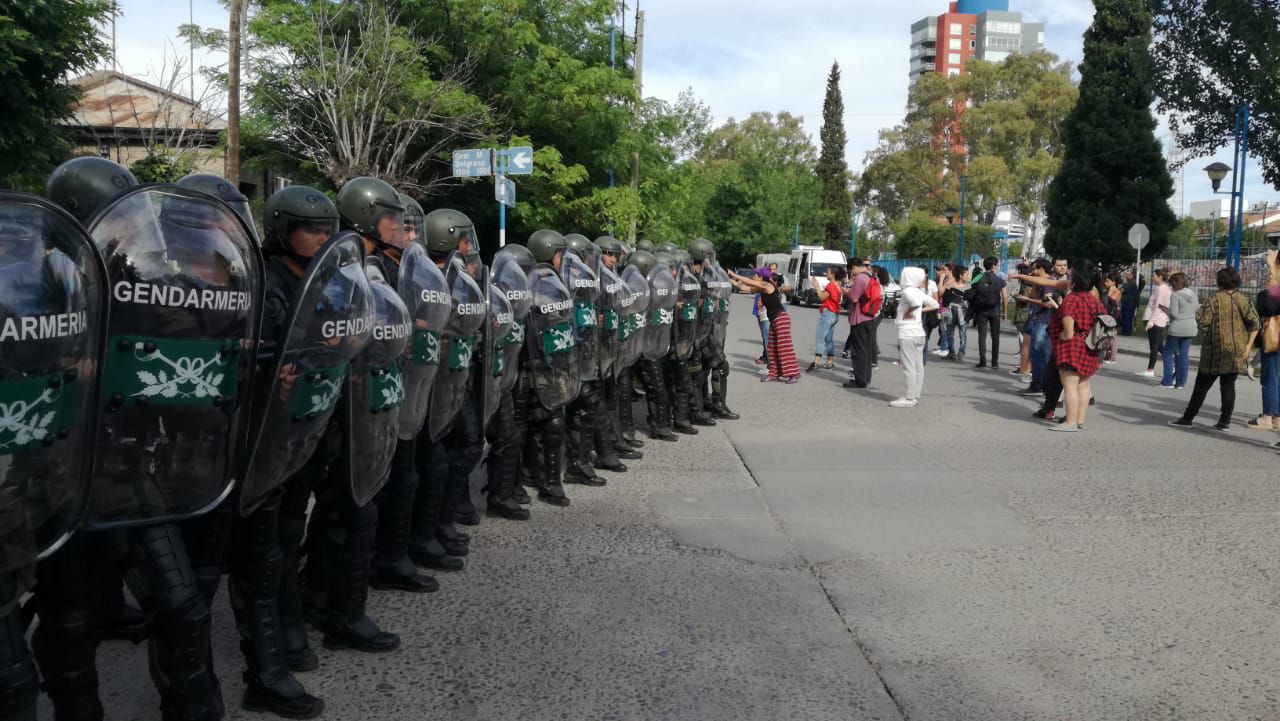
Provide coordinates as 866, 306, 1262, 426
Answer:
842, 258, 880, 389
967, 256, 1007, 369
1049, 267, 1109, 431
1169, 267, 1260, 431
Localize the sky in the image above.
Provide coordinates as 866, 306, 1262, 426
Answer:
103, 0, 1275, 212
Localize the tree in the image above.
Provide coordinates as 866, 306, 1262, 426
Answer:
247, 1, 490, 192
1043, 0, 1177, 265
0, 0, 112, 189
893, 212, 997, 260
817, 62, 851, 247
1151, 0, 1280, 187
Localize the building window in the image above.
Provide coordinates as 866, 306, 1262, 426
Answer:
948, 68, 961, 76
950, 22, 962, 35
948, 52, 962, 65
274, 176, 292, 192
949, 38, 962, 50
970, 40, 976, 50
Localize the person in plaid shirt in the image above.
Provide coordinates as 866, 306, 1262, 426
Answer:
1049, 268, 1107, 432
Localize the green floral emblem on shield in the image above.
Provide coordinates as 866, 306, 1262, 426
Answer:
289, 363, 348, 420
651, 308, 674, 326
604, 309, 620, 332
574, 301, 597, 328
447, 334, 475, 371
0, 370, 77, 454
412, 329, 441, 366
369, 362, 405, 413
681, 304, 697, 322
104, 336, 237, 407
541, 322, 576, 356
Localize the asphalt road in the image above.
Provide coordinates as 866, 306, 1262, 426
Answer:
52, 294, 1280, 720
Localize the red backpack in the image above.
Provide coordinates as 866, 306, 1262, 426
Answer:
861, 276, 883, 317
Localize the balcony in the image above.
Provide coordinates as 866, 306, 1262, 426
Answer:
911, 27, 938, 44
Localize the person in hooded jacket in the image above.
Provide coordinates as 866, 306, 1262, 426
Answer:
890, 267, 939, 408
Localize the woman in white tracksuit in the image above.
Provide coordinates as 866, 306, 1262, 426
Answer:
891, 266, 939, 408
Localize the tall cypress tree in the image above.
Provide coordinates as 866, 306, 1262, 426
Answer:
817, 61, 852, 247
1044, 0, 1176, 265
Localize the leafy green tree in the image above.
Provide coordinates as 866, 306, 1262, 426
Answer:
817, 62, 851, 246
0, 0, 112, 189
1151, 0, 1280, 187
130, 151, 194, 183
1043, 0, 1177, 265
893, 212, 996, 260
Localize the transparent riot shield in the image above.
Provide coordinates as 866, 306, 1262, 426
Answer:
597, 264, 625, 379
525, 265, 580, 410
491, 253, 533, 401
339, 265, 410, 506
560, 252, 600, 382
619, 264, 650, 369
238, 232, 373, 516
425, 254, 485, 443
395, 243, 450, 440
642, 262, 678, 361
481, 281, 514, 426
86, 185, 263, 528
674, 263, 701, 361
0, 193, 108, 570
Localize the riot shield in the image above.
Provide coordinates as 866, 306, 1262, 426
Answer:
525, 266, 580, 410
619, 264, 650, 369
86, 185, 263, 528
560, 253, 600, 382
425, 254, 485, 443
674, 264, 701, 361
713, 261, 732, 350
0, 193, 108, 571
642, 262, 677, 361
481, 281, 514, 426
339, 265, 410, 507
597, 264, 625, 379
491, 254, 532, 401
394, 243, 450, 440
697, 265, 717, 346
238, 232, 374, 516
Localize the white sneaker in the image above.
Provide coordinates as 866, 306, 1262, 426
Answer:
1137, 370, 1155, 377
889, 398, 918, 408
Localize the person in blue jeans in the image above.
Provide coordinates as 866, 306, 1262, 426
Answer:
1159, 272, 1197, 389
1017, 259, 1057, 394
942, 264, 970, 360
808, 266, 847, 371
1248, 264, 1280, 429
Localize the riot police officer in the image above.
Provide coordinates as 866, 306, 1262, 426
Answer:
176, 173, 256, 237
298, 176, 404, 654
595, 236, 644, 458
483, 244, 536, 520
561, 234, 613, 486
519, 231, 581, 505
689, 238, 738, 421
653, 248, 699, 436
46, 159, 265, 721
407, 209, 485, 572
625, 249, 678, 442
225, 185, 344, 718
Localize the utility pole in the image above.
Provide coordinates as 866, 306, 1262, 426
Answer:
628, 9, 644, 244
189, 0, 195, 100
225, 0, 243, 185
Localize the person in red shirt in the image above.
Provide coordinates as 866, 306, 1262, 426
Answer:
1049, 268, 1108, 431
808, 266, 848, 371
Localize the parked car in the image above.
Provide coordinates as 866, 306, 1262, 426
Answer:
784, 246, 848, 307
732, 268, 757, 293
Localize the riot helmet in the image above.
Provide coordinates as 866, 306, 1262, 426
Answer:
528, 229, 568, 270
494, 242, 536, 274
400, 193, 425, 247
423, 208, 479, 271
176, 173, 254, 234
565, 233, 600, 270
45, 157, 138, 224
655, 241, 680, 255
689, 237, 716, 264
336, 176, 404, 247
263, 185, 339, 262
626, 249, 658, 276
634, 239, 655, 253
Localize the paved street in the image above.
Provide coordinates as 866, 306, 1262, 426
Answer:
64, 294, 1280, 721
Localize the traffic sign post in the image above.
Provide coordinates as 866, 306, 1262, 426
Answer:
451, 144, 535, 248
1128, 223, 1151, 291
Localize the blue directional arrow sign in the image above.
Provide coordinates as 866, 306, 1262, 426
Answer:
452, 148, 492, 178
497, 146, 534, 175
495, 176, 516, 208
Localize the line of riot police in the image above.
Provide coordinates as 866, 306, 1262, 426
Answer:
0, 156, 735, 721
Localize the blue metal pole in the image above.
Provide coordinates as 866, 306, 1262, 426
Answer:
957, 174, 966, 263
850, 208, 858, 258
1210, 215, 1217, 259
1231, 105, 1251, 269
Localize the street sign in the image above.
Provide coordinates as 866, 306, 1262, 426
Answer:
1128, 223, 1150, 250
488, 145, 529, 175
495, 176, 516, 208
452, 148, 492, 178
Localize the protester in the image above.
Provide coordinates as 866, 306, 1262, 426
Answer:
808, 266, 847, 371
1100, 274, 1122, 364
942, 264, 969, 361
1017, 259, 1056, 396
890, 267, 939, 407
929, 265, 950, 359
870, 264, 891, 369
729, 268, 800, 383
1049, 266, 1108, 431
1249, 253, 1280, 429
843, 258, 879, 389
1170, 267, 1260, 430
969, 256, 1007, 369
1120, 269, 1144, 335
1159, 272, 1197, 390
1140, 269, 1172, 377
753, 287, 768, 366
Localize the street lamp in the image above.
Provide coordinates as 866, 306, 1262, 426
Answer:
943, 209, 957, 224
1203, 104, 1252, 269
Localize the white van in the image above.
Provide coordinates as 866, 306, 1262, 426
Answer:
784, 246, 848, 307
754, 253, 789, 274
